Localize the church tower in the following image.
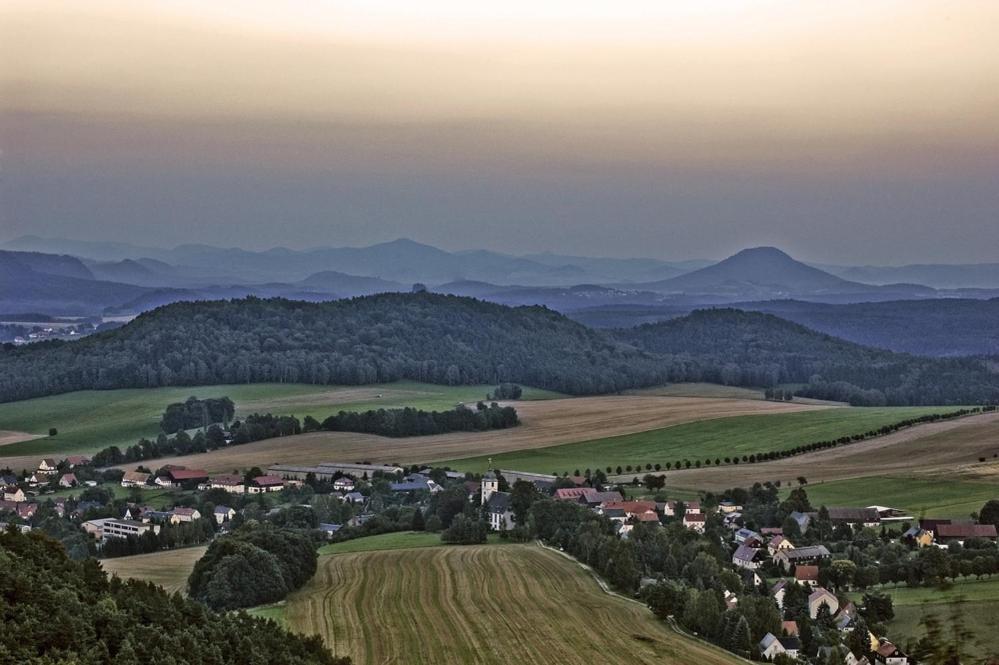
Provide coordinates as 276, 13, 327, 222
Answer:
481, 471, 498, 505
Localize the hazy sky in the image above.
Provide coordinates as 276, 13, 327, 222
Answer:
2, 1, 998, 264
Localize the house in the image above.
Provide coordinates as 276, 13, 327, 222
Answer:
759, 633, 801, 660
794, 565, 819, 587
835, 601, 858, 630
768, 535, 795, 556
123, 505, 152, 521
771, 580, 788, 610
169, 507, 201, 524
2, 486, 26, 503
37, 458, 59, 475
120, 471, 150, 488
332, 477, 355, 492
741, 568, 763, 589
0, 500, 37, 520
902, 526, 934, 547
602, 500, 657, 517
0, 474, 18, 487
209, 474, 246, 493
100, 519, 161, 541
788, 511, 811, 532
934, 523, 998, 543
317, 523, 342, 539
874, 640, 909, 664
389, 477, 442, 494
824, 507, 881, 528
734, 528, 761, 545
733, 544, 765, 570
143, 510, 175, 523
58, 473, 78, 488
718, 499, 742, 514
342, 491, 365, 504
808, 587, 839, 619
868, 505, 911, 522
683, 512, 706, 533
554, 487, 597, 502
776, 545, 831, 571
65, 455, 92, 468
584, 491, 624, 507
213, 505, 236, 525
248, 475, 285, 493
781, 620, 799, 637
165, 468, 209, 487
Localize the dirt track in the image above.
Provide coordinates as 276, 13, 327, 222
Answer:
666, 410, 999, 491
116, 395, 821, 473
0, 430, 41, 447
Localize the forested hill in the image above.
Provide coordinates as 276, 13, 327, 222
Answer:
616, 309, 999, 406
1, 296, 997, 406
0, 294, 665, 403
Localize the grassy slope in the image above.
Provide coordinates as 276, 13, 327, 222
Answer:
0, 381, 562, 458
850, 577, 999, 660
100, 545, 208, 595
283, 543, 741, 665
787, 476, 998, 519
445, 407, 947, 475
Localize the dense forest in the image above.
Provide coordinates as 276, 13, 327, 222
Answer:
0, 294, 663, 401
618, 309, 999, 406
0, 295, 997, 407
0, 528, 344, 664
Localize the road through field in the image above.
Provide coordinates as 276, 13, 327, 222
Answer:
666, 410, 999, 491
110, 395, 820, 473
285, 543, 741, 665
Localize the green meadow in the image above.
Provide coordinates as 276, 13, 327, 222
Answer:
786, 476, 998, 520
445, 407, 948, 475
0, 381, 563, 459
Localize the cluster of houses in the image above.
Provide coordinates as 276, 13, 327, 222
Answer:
0, 456, 98, 523
82, 503, 239, 542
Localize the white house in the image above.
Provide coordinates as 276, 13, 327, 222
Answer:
683, 512, 706, 533
808, 587, 839, 619
759, 633, 801, 661
169, 507, 201, 524
332, 477, 355, 492
213, 505, 236, 525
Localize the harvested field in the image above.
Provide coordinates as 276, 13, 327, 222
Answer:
111, 395, 819, 473
665, 410, 999, 492
0, 430, 40, 447
285, 543, 741, 665
100, 545, 207, 595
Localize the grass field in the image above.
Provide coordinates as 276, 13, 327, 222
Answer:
785, 476, 998, 519
107, 394, 817, 474
42, 482, 182, 509
848, 577, 999, 660
318, 531, 455, 555
664, 411, 999, 492
100, 545, 207, 595
0, 381, 562, 472
283, 543, 740, 665
444, 407, 948, 475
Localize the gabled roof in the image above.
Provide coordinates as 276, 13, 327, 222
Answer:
777, 636, 801, 651
210, 474, 244, 485
171, 507, 199, 517
555, 487, 597, 500
795, 565, 819, 582
936, 523, 998, 539
809, 587, 837, 605
252, 475, 284, 487
213, 505, 234, 514
487, 491, 511, 513
782, 545, 830, 560
733, 544, 762, 562
168, 468, 208, 481
122, 470, 149, 483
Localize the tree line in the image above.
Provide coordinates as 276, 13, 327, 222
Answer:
0, 527, 345, 664
160, 395, 234, 434
314, 402, 519, 437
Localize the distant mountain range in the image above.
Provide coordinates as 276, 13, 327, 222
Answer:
3, 237, 999, 359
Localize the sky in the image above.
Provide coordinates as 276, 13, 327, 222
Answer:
2, 1, 998, 264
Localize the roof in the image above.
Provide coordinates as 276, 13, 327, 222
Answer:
795, 565, 819, 582
782, 545, 830, 560
781, 620, 799, 636
684, 513, 706, 522
604, 500, 657, 515
65, 455, 91, 465
588, 491, 624, 504
60, 473, 77, 483
168, 469, 208, 481
555, 487, 597, 500
172, 507, 199, 517
809, 587, 837, 604
318, 523, 342, 532
252, 475, 284, 487
487, 491, 511, 513
635, 511, 660, 522
122, 471, 149, 482
877, 641, 903, 657
733, 544, 761, 562
777, 636, 801, 651
824, 507, 880, 523
936, 523, 998, 539
214, 505, 234, 514
210, 474, 244, 485
390, 480, 432, 492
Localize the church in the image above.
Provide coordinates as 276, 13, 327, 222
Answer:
481, 471, 515, 531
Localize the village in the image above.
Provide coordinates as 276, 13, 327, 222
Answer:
3, 453, 998, 664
